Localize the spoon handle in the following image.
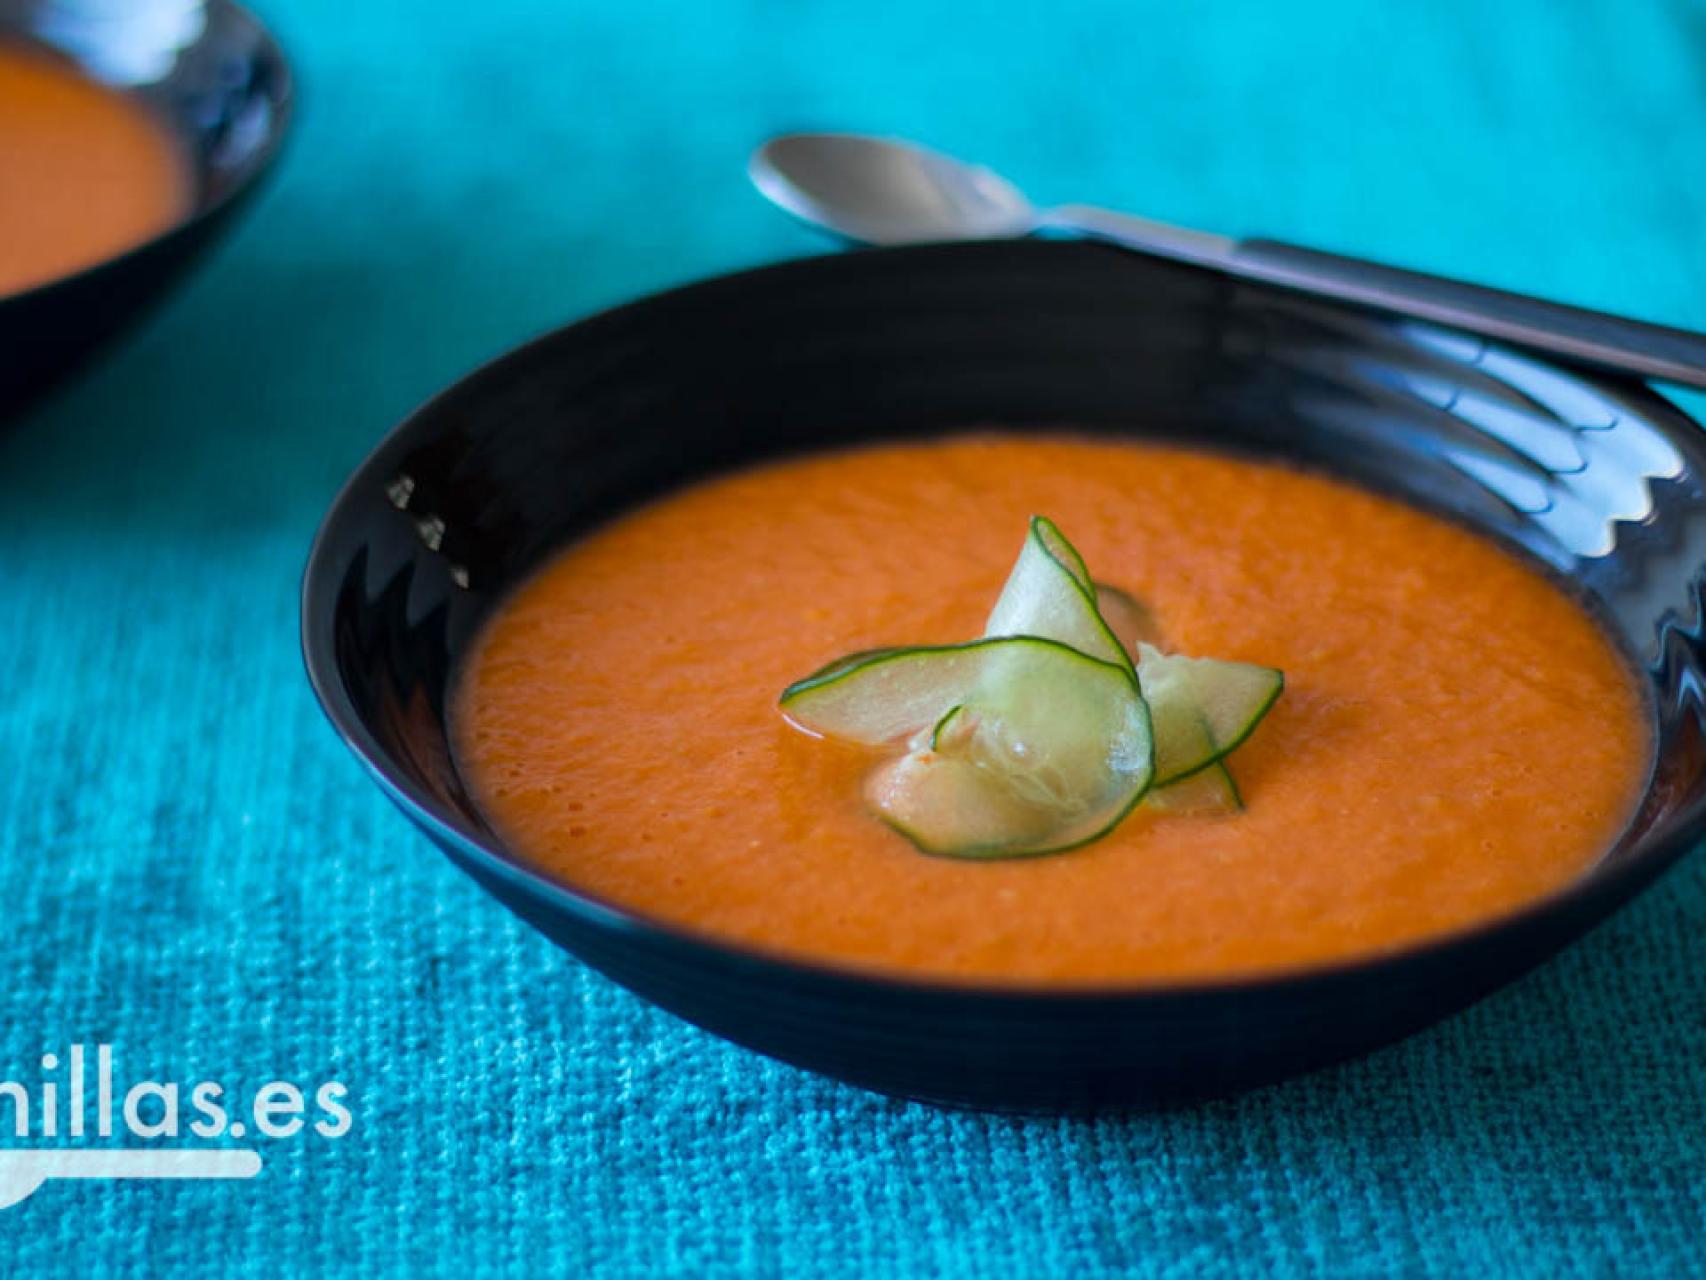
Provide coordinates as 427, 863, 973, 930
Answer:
1231, 239, 1706, 390
1048, 205, 1706, 390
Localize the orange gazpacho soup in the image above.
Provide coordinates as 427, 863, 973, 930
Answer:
451, 436, 1649, 984
0, 44, 190, 297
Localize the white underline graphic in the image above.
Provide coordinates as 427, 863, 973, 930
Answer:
0, 1149, 262, 1209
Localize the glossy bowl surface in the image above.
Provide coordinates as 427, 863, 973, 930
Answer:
0, 0, 292, 411
303, 240, 1706, 1110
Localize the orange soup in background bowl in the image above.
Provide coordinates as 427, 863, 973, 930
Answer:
0, 42, 191, 298
0, 2, 291, 411
303, 240, 1706, 1109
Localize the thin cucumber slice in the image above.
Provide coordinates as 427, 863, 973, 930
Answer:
783, 635, 1153, 858
929, 703, 969, 751
782, 640, 1010, 745
904, 702, 965, 753
1138, 642, 1284, 784
946, 654, 1150, 813
865, 753, 1061, 857
984, 516, 1130, 670
890, 656, 1152, 856
1094, 583, 1163, 655
780, 515, 1281, 856
781, 634, 1145, 750
1146, 761, 1243, 815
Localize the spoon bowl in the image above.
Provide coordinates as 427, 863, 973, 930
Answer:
749, 133, 1035, 245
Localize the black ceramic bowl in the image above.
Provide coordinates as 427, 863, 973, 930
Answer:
303, 240, 1706, 1110
0, 0, 292, 412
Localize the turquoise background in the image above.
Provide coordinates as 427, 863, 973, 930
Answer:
5, 0, 1706, 1273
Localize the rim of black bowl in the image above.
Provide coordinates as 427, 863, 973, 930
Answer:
0, 0, 294, 308
302, 245, 1706, 1003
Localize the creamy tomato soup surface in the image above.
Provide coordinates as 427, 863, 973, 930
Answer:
451, 436, 1649, 985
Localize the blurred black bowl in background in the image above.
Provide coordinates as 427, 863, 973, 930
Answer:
0, 0, 292, 413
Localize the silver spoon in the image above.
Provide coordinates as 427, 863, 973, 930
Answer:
750, 132, 1706, 391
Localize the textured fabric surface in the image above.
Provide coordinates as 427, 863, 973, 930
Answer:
4, 0, 1706, 1273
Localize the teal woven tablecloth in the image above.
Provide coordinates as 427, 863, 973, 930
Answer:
5, 0, 1706, 1273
